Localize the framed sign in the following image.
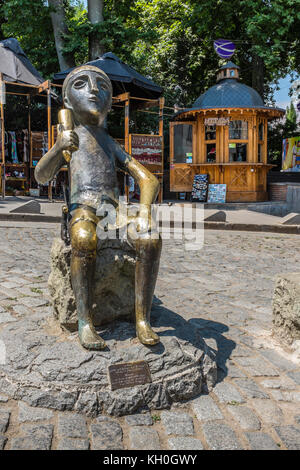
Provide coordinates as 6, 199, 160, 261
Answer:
207, 184, 227, 203
129, 134, 162, 165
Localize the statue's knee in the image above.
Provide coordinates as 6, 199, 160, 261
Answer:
71, 221, 97, 255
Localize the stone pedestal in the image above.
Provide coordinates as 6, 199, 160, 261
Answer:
0, 238, 218, 417
0, 310, 217, 416
272, 273, 300, 347
48, 238, 136, 330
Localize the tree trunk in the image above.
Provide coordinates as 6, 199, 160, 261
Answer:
48, 0, 75, 71
252, 53, 265, 99
88, 0, 105, 61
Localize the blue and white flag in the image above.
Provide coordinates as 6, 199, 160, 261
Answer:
214, 39, 236, 59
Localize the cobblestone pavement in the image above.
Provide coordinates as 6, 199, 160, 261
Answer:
0, 224, 300, 450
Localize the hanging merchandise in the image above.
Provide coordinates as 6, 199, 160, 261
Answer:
214, 39, 236, 59
191, 174, 208, 202
9, 131, 19, 163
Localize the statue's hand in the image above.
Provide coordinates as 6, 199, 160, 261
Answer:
57, 130, 79, 154
136, 205, 152, 234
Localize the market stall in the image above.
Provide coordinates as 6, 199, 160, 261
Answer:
0, 38, 57, 198
169, 62, 285, 202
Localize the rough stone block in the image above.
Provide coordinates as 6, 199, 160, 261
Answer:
129, 427, 160, 450
48, 237, 136, 330
272, 274, 300, 346
160, 411, 194, 436
168, 437, 203, 450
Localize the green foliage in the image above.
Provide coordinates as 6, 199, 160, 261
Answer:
1, 0, 59, 78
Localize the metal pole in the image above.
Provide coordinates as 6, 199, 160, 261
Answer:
124, 93, 130, 201
47, 82, 52, 201
158, 97, 165, 203
0, 73, 5, 199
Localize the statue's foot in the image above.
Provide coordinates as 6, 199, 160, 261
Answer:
79, 322, 106, 350
136, 320, 160, 346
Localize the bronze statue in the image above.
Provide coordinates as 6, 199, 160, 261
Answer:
35, 65, 162, 350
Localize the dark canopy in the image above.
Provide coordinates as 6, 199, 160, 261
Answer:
52, 52, 163, 99
0, 38, 44, 87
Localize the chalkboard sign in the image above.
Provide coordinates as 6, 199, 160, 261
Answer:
130, 134, 162, 165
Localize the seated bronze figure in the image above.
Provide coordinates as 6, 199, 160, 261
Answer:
35, 65, 162, 351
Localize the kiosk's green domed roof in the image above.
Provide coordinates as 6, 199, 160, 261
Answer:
193, 61, 264, 109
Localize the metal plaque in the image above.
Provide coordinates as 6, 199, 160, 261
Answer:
108, 360, 151, 391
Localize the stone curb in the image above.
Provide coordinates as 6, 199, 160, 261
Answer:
0, 213, 300, 234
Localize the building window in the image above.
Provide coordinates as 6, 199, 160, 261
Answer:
230, 70, 235, 77
206, 143, 216, 162
205, 124, 216, 140
259, 122, 264, 141
173, 124, 193, 163
229, 143, 247, 162
258, 144, 263, 163
229, 120, 248, 140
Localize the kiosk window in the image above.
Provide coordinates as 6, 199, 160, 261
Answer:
206, 143, 216, 162
173, 124, 193, 163
229, 120, 248, 140
229, 143, 247, 162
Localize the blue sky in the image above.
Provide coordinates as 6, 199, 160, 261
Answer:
272, 75, 296, 110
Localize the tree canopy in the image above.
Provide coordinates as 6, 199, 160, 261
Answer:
0, 0, 299, 104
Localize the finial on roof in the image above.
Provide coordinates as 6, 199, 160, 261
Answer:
217, 61, 239, 82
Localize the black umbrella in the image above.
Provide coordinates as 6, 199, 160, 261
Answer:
52, 52, 163, 99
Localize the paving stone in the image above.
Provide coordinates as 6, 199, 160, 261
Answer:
0, 410, 10, 433
275, 426, 300, 450
260, 377, 297, 390
91, 416, 123, 450
160, 411, 194, 436
0, 312, 16, 323
234, 356, 279, 376
12, 305, 31, 316
233, 378, 269, 399
56, 438, 90, 450
252, 399, 284, 425
295, 415, 300, 426
0, 434, 7, 449
191, 395, 223, 421
124, 413, 153, 426
270, 390, 300, 402
18, 401, 53, 422
260, 350, 297, 372
213, 382, 245, 404
20, 297, 49, 308
202, 422, 243, 450
58, 412, 88, 438
287, 370, 300, 385
11, 424, 54, 450
168, 437, 203, 450
245, 432, 280, 450
227, 405, 261, 431
226, 364, 246, 378
129, 427, 160, 450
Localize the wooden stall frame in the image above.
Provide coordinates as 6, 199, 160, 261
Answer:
0, 77, 52, 199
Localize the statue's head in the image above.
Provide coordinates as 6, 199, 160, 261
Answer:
62, 65, 113, 126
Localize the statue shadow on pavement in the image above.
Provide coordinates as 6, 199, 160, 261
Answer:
149, 296, 236, 384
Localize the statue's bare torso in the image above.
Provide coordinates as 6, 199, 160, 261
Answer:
70, 125, 120, 209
